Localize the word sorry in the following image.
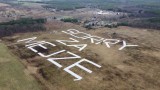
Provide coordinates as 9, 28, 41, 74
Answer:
62, 29, 138, 50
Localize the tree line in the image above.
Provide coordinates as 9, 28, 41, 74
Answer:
0, 18, 47, 38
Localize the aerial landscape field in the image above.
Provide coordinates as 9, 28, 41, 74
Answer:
0, 0, 160, 90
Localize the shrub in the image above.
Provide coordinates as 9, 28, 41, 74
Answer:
60, 18, 78, 23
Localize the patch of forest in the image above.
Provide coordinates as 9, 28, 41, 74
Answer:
0, 18, 47, 37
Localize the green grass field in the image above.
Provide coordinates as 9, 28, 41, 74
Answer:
0, 43, 41, 90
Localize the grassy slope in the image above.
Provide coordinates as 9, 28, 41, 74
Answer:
0, 43, 41, 90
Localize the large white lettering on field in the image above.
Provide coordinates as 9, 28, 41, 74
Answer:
64, 58, 101, 81
103, 39, 120, 48
17, 36, 101, 81
56, 38, 87, 51
119, 40, 138, 50
17, 29, 138, 81
27, 41, 56, 53
47, 51, 81, 68
17, 37, 37, 43
67, 44, 87, 51
56, 38, 79, 45
62, 29, 138, 50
